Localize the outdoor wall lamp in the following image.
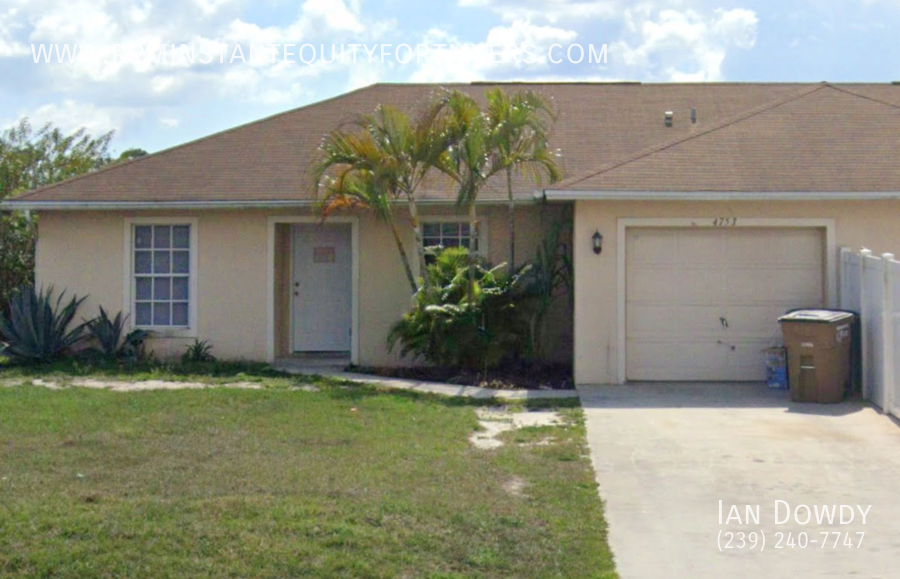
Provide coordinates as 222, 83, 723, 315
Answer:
592, 230, 603, 255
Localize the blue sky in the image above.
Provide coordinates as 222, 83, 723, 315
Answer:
2, 0, 899, 154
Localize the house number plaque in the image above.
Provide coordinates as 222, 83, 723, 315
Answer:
313, 247, 336, 263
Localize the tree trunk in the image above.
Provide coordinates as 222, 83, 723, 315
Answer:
406, 195, 431, 291
387, 212, 418, 294
506, 166, 515, 270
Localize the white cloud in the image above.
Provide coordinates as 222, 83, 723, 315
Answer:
2, 0, 396, 140
411, 21, 580, 82
458, 0, 620, 23
159, 116, 180, 127
612, 7, 758, 81
9, 100, 143, 135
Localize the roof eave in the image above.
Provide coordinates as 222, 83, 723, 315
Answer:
0, 197, 542, 211
541, 190, 900, 201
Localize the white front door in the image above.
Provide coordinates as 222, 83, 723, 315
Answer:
625, 227, 824, 381
291, 223, 352, 353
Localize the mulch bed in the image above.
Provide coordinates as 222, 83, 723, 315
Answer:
348, 363, 574, 390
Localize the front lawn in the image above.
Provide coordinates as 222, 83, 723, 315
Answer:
0, 365, 617, 578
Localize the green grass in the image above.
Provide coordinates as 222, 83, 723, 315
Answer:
0, 363, 616, 579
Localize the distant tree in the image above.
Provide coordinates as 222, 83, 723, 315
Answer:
0, 119, 115, 311
117, 148, 148, 162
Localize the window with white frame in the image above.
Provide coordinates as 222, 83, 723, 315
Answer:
422, 221, 480, 253
132, 224, 192, 328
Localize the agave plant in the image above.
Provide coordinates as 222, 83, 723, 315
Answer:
83, 306, 148, 360
83, 306, 128, 358
0, 285, 87, 363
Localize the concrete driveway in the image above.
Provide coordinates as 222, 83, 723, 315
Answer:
579, 383, 900, 579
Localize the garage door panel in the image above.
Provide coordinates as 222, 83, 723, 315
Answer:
725, 305, 791, 336
627, 340, 730, 381
677, 230, 728, 265
729, 340, 774, 381
628, 230, 680, 264
628, 305, 724, 336
725, 232, 772, 263
628, 268, 728, 304
726, 268, 822, 304
625, 227, 824, 382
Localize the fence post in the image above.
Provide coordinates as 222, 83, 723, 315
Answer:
839, 247, 852, 309
882, 253, 895, 413
860, 249, 872, 400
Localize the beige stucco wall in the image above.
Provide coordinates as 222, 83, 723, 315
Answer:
572, 199, 900, 385
35, 202, 572, 365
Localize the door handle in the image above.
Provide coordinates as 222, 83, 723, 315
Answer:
719, 317, 729, 329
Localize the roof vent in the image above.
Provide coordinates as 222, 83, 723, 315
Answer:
664, 111, 674, 127
690, 108, 697, 124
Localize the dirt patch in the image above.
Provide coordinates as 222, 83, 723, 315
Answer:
10, 379, 264, 392
503, 476, 528, 498
470, 406, 564, 450
350, 363, 574, 390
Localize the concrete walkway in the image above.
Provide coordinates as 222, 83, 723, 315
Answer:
272, 363, 578, 400
579, 383, 900, 579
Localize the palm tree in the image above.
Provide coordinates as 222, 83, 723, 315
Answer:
312, 104, 450, 293
317, 168, 418, 292
484, 88, 562, 269
431, 89, 498, 301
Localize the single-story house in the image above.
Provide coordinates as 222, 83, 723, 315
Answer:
5, 81, 900, 385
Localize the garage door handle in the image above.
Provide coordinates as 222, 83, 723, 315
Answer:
719, 317, 729, 329
717, 340, 736, 351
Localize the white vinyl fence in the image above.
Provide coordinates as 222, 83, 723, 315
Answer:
839, 247, 900, 418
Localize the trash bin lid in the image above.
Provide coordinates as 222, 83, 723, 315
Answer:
777, 309, 855, 323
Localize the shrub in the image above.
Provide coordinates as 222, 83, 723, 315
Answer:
388, 247, 531, 371
0, 285, 86, 363
83, 306, 149, 361
183, 339, 215, 363
519, 221, 573, 362
120, 329, 150, 363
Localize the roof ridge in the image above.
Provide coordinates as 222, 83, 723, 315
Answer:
825, 84, 900, 111
13, 83, 382, 201
550, 82, 831, 190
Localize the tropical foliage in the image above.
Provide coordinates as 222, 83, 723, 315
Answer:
484, 88, 562, 268
0, 285, 87, 363
183, 339, 215, 363
313, 104, 452, 292
0, 119, 116, 311
388, 247, 531, 371
520, 221, 574, 362
84, 306, 150, 361
313, 87, 567, 371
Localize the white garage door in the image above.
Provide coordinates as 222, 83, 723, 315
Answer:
626, 227, 824, 381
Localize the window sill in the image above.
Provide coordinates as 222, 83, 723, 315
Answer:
136, 327, 198, 339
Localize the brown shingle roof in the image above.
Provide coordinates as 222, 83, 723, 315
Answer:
9, 81, 900, 205
549, 83, 900, 192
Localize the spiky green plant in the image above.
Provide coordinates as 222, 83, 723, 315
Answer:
0, 285, 87, 363
84, 306, 128, 358
182, 339, 215, 363
520, 221, 573, 362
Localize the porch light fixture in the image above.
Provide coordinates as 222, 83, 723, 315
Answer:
592, 230, 603, 255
